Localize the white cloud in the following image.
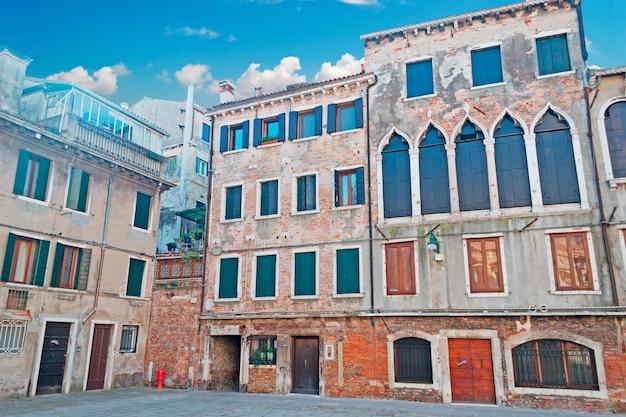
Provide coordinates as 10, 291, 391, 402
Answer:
233, 56, 306, 98
338, 0, 379, 5
46, 63, 130, 96
175, 63, 212, 86
166, 26, 219, 39
155, 70, 171, 82
314, 53, 364, 82
227, 34, 237, 42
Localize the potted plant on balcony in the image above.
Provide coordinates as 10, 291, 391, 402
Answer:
166, 241, 179, 252
193, 227, 204, 240
180, 232, 193, 244
180, 252, 202, 264
260, 135, 279, 145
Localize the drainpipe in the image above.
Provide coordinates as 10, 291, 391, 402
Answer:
575, 0, 619, 306
178, 85, 194, 236
83, 164, 118, 323
365, 74, 378, 316
200, 114, 215, 314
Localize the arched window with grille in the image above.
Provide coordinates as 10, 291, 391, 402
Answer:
393, 337, 433, 383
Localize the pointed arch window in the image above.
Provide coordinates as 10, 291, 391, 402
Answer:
419, 127, 450, 214
455, 122, 489, 211
604, 101, 626, 178
494, 116, 531, 208
535, 110, 580, 205
382, 134, 412, 218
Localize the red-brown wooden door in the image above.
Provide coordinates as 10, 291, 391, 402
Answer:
292, 337, 319, 394
87, 324, 111, 390
448, 338, 495, 404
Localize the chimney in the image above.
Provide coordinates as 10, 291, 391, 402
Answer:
219, 80, 236, 104
0, 47, 32, 116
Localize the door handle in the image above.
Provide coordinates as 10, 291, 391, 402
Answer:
458, 359, 467, 367
304, 359, 308, 367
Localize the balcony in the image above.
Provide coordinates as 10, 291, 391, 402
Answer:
156, 254, 204, 280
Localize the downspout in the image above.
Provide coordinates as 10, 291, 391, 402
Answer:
200, 114, 215, 314
178, 85, 194, 234
575, 0, 619, 306
83, 164, 118, 323
365, 74, 378, 316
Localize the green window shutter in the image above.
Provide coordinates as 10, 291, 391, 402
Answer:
337, 248, 359, 294
13, 149, 29, 196
77, 171, 90, 212
1, 233, 17, 282
73, 249, 83, 290
327, 104, 337, 133
356, 167, 365, 205
314, 106, 323, 136
255, 255, 276, 297
33, 240, 50, 287
202, 123, 210, 143
76, 248, 91, 291
297, 177, 306, 211
288, 111, 298, 140
219, 258, 238, 299
50, 243, 65, 288
134, 192, 151, 229
34, 156, 50, 201
225, 186, 242, 219
277, 113, 286, 142
354, 98, 364, 129
220, 126, 228, 152
334, 171, 340, 207
295, 252, 315, 296
253, 118, 262, 147
127, 258, 145, 297
242, 121, 250, 148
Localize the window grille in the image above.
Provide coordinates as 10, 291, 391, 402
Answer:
0, 319, 27, 355
249, 336, 277, 366
119, 325, 139, 353
6, 289, 28, 310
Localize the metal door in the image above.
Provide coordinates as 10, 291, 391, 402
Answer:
292, 337, 319, 394
86, 324, 112, 390
448, 338, 496, 404
36, 322, 70, 395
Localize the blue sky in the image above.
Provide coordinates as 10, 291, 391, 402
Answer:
1, 0, 624, 109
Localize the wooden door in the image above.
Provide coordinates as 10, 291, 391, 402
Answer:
36, 322, 70, 395
292, 337, 319, 394
448, 338, 495, 404
86, 324, 112, 390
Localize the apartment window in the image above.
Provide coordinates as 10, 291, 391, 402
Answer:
536, 34, 571, 76
456, 122, 489, 211
385, 242, 416, 296
294, 251, 316, 297
13, 149, 51, 201
220, 122, 249, 152
224, 185, 243, 220
66, 168, 90, 212
407, 59, 434, 98
119, 325, 139, 353
513, 339, 598, 390
382, 134, 412, 218
196, 157, 208, 177
0, 319, 28, 355
549, 232, 593, 291
254, 254, 276, 298
201, 123, 210, 143
218, 257, 239, 299
259, 180, 279, 216
471, 46, 503, 86
327, 98, 363, 133
494, 116, 532, 208
604, 101, 626, 178
133, 192, 151, 230
289, 106, 322, 140
1, 233, 49, 286
335, 168, 364, 207
394, 338, 433, 383
51, 243, 91, 290
253, 114, 285, 145
296, 174, 317, 212
336, 248, 360, 295
466, 237, 504, 293
419, 127, 451, 214
249, 336, 277, 366
126, 258, 145, 297
6, 289, 28, 310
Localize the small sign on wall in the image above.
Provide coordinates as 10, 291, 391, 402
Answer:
323, 343, 335, 361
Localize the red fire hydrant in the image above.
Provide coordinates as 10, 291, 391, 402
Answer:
156, 369, 165, 390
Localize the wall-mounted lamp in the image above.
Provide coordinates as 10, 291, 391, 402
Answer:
427, 231, 440, 253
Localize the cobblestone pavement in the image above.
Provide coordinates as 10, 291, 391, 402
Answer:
0, 388, 611, 417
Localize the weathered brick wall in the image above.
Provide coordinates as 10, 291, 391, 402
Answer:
209, 335, 240, 391
248, 366, 277, 393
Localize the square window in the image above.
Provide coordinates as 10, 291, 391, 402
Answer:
126, 258, 145, 297
254, 254, 276, 298
6, 289, 28, 310
385, 242, 416, 295
289, 107, 322, 140
335, 168, 365, 207
1, 233, 49, 286
471, 46, 503, 86
296, 175, 317, 212
13, 149, 51, 201
119, 325, 139, 353
407, 60, 434, 98
249, 336, 277, 366
133, 192, 151, 230
338, 103, 356, 131
0, 319, 28, 355
294, 251, 316, 296
327, 99, 363, 133
259, 180, 279, 216
224, 185, 243, 220
51, 243, 90, 290
537, 34, 571, 76
336, 248, 360, 295
66, 168, 90, 212
466, 237, 504, 293
218, 257, 239, 299
549, 232, 593, 291
196, 157, 208, 177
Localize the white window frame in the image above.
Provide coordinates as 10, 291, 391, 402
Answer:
291, 247, 319, 299
382, 239, 419, 297
292, 172, 319, 215
387, 331, 440, 389
404, 56, 436, 101
533, 29, 575, 79
291, 105, 322, 141
119, 325, 139, 353
221, 181, 245, 222
0, 319, 28, 355
462, 233, 509, 298
251, 251, 279, 300
196, 157, 208, 177
63, 165, 91, 215
214, 255, 242, 302
333, 245, 363, 298
131, 191, 153, 233
255, 177, 281, 219
123, 256, 149, 299
469, 41, 506, 90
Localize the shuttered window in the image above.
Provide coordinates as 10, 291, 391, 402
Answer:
336, 248, 360, 295
253, 114, 286, 146
536, 34, 571, 76
471, 46, 503, 86
255, 254, 276, 298
260, 180, 278, 216
456, 122, 489, 211
382, 135, 412, 218
51, 243, 91, 290
394, 338, 433, 383
604, 102, 626, 178
133, 192, 151, 230
294, 252, 316, 296
494, 116, 531, 208
419, 127, 450, 214
201, 123, 210, 143
385, 242, 416, 295
334, 168, 364, 207
1, 233, 49, 287
225, 185, 243, 220
327, 98, 363, 133
218, 258, 239, 299
66, 168, 90, 212
549, 232, 593, 291
126, 258, 145, 297
289, 106, 322, 140
407, 60, 434, 98
296, 175, 317, 212
466, 237, 504, 293
13, 149, 51, 202
196, 157, 208, 176
219, 121, 249, 152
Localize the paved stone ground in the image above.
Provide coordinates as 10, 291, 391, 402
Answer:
0, 388, 611, 417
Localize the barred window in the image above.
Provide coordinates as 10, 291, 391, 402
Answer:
0, 319, 28, 355
513, 339, 599, 390
249, 336, 277, 366
119, 325, 139, 353
394, 337, 433, 383
6, 289, 28, 310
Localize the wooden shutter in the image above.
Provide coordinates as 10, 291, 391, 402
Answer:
297, 177, 306, 211
34, 156, 50, 201
127, 259, 144, 297
76, 248, 91, 291
606, 102, 626, 177
1, 233, 17, 282
419, 129, 451, 214
334, 171, 340, 207
385, 242, 416, 295
219, 258, 238, 299
261, 181, 277, 215
327, 104, 337, 133
494, 117, 531, 208
471, 47, 502, 86
278, 113, 286, 142
202, 123, 210, 142
220, 126, 228, 152
288, 111, 298, 140
77, 171, 90, 212
253, 118, 262, 147
295, 252, 316, 296
242, 121, 250, 148
355, 167, 365, 205
33, 240, 50, 287
354, 98, 364, 129
382, 136, 412, 218
13, 149, 29, 196
50, 243, 65, 288
134, 192, 151, 229
456, 129, 489, 212
255, 255, 276, 297
407, 60, 434, 98
314, 106, 323, 136
336, 248, 359, 294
